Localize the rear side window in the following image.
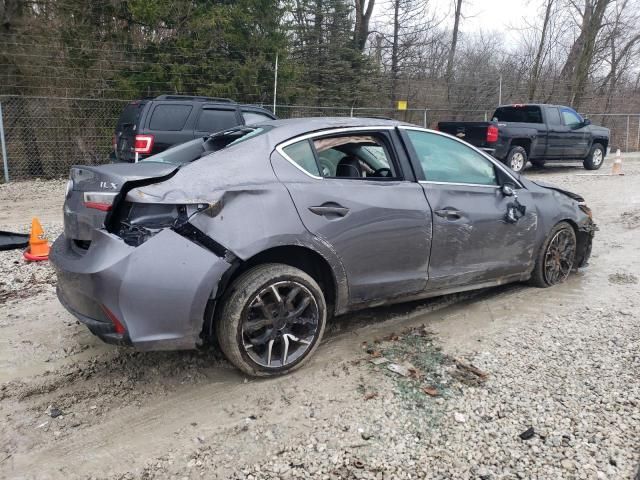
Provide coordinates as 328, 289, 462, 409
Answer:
546, 107, 562, 126
197, 109, 239, 132
149, 104, 192, 131
116, 102, 145, 130
493, 106, 543, 124
282, 140, 320, 176
242, 111, 273, 125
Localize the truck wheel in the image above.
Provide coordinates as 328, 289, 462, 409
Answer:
216, 263, 327, 377
583, 143, 605, 170
505, 146, 528, 173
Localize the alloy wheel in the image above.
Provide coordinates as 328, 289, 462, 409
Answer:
592, 149, 603, 166
241, 281, 320, 368
543, 228, 576, 285
510, 152, 525, 172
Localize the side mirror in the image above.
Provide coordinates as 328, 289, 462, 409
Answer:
501, 184, 515, 197
583, 118, 591, 127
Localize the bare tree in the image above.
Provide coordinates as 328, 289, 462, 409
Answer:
528, 0, 555, 100
445, 0, 463, 87
353, 0, 375, 51
596, 0, 640, 113
560, 0, 613, 107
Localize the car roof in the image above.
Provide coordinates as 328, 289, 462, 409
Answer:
496, 104, 567, 109
254, 116, 408, 145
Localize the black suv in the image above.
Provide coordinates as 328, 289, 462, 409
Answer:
112, 95, 276, 163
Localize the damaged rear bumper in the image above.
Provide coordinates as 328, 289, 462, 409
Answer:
50, 228, 231, 350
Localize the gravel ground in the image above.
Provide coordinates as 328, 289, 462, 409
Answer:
1, 159, 639, 479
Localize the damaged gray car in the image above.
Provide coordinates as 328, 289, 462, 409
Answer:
51, 118, 596, 376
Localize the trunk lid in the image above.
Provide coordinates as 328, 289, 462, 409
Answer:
64, 162, 178, 243
437, 121, 494, 148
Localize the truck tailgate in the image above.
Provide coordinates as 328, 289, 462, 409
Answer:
437, 121, 493, 148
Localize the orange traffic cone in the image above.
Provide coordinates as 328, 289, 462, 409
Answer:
23, 217, 50, 261
611, 149, 624, 175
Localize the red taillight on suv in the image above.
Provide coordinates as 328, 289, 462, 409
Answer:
486, 124, 499, 143
134, 134, 154, 154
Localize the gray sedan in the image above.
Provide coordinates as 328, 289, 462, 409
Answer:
51, 118, 596, 376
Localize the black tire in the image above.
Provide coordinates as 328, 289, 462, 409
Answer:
215, 263, 327, 377
529, 222, 577, 288
530, 160, 545, 169
505, 146, 528, 173
583, 143, 605, 170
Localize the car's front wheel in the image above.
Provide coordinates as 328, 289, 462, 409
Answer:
505, 146, 528, 173
583, 143, 605, 170
216, 263, 327, 376
529, 221, 577, 288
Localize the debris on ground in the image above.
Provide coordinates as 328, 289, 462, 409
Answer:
608, 272, 639, 284
519, 427, 535, 440
454, 357, 489, 380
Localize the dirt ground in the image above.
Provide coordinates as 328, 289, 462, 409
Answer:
1, 157, 639, 480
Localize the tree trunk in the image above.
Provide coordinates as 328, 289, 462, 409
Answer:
445, 0, 463, 100
561, 0, 611, 108
353, 0, 375, 52
390, 0, 400, 107
528, 0, 553, 101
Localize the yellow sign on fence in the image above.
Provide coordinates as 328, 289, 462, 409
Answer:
397, 100, 407, 111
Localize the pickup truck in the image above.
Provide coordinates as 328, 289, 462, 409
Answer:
438, 104, 610, 173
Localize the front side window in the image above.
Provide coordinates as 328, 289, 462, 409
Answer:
561, 108, 583, 128
406, 130, 498, 186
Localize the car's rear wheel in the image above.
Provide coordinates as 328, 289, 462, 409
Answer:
216, 264, 327, 376
505, 146, 528, 173
583, 143, 605, 170
529, 222, 577, 288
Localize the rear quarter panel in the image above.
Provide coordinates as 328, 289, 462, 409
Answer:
128, 135, 351, 313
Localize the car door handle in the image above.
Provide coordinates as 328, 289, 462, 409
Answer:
434, 208, 462, 220
309, 205, 350, 217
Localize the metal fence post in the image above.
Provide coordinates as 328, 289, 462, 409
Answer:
423, 109, 427, 128
626, 115, 630, 152
0, 101, 9, 183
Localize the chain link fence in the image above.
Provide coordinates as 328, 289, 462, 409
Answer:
1, 95, 639, 182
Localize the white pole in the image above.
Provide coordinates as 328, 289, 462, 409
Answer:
498, 75, 503, 106
273, 53, 279, 116
0, 102, 9, 183
626, 115, 630, 152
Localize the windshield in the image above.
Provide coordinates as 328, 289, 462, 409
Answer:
140, 126, 271, 165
